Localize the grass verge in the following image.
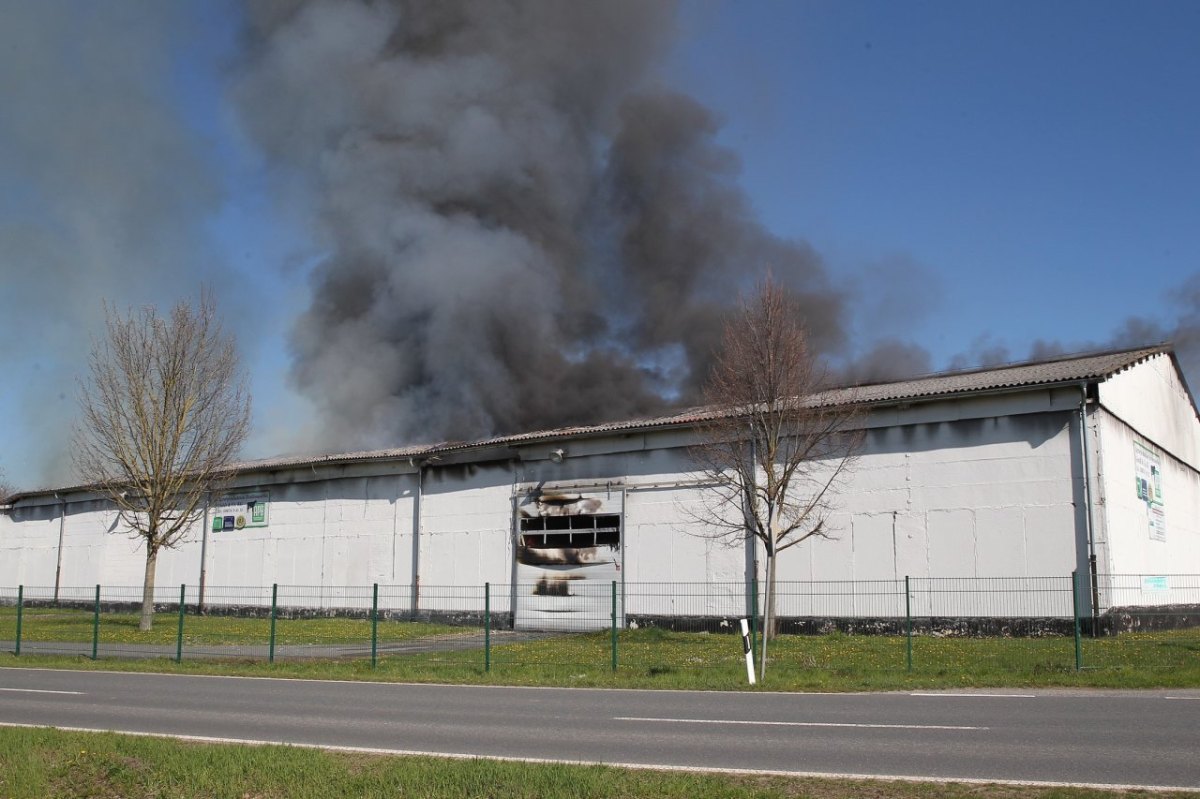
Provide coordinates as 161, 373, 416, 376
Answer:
3, 625, 1199, 691
0, 606, 467, 646
2, 726, 1196, 799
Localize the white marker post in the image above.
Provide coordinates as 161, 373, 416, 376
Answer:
739, 618, 756, 685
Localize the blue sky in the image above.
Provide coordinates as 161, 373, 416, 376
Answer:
671, 1, 1200, 362
1, 1, 1198, 490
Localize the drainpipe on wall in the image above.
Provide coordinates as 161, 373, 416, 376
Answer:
53, 493, 66, 602
411, 460, 423, 617
509, 470, 522, 630
1078, 384, 1100, 617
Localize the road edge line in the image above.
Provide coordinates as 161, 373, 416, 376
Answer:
0, 721, 1191, 793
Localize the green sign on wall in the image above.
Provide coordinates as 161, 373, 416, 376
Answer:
209, 491, 270, 532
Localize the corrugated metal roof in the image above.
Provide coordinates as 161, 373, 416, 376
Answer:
820, 343, 1170, 406
3, 344, 1171, 502
227, 444, 433, 472
435, 344, 1170, 452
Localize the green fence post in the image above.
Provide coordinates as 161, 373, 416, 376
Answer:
905, 576, 913, 673
750, 576, 759, 666
91, 584, 101, 660
484, 582, 491, 673
175, 584, 186, 664
268, 583, 278, 664
1072, 571, 1082, 671
371, 583, 379, 669
14, 585, 23, 656
610, 580, 618, 672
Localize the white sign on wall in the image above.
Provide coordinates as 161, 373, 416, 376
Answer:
210, 491, 270, 532
1133, 442, 1165, 542
1142, 575, 1169, 592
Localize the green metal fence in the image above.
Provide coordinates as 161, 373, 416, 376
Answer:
1, 575, 1196, 677
1079, 573, 1200, 673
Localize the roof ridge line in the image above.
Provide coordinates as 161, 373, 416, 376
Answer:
844, 342, 1169, 391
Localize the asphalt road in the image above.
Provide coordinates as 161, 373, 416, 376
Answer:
1, 668, 1198, 789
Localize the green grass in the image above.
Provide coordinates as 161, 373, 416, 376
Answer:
0, 606, 469, 646
2, 620, 1199, 691
2, 726, 1196, 799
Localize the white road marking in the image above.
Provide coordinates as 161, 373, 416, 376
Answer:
909, 692, 1036, 698
0, 722, 1187, 793
1163, 696, 1200, 700
615, 716, 986, 731
0, 688, 84, 695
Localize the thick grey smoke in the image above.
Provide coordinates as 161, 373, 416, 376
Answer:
947, 334, 1015, 371
231, 0, 849, 449
1108, 273, 1200, 383
0, 2, 234, 486
938, 273, 1200, 383
842, 340, 934, 385
5, 0, 1186, 491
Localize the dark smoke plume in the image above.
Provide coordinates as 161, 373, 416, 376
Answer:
1108, 273, 1200, 383
947, 334, 1014, 372
231, 0, 848, 449
939, 272, 1200, 385
842, 340, 934, 385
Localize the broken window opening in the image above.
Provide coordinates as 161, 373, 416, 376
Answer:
519, 514, 621, 549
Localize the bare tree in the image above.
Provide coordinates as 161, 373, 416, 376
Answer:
691, 277, 862, 679
74, 291, 251, 630
0, 467, 14, 504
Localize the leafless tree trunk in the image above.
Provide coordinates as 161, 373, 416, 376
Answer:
74, 289, 250, 631
691, 276, 863, 680
0, 467, 14, 504
142, 545, 158, 627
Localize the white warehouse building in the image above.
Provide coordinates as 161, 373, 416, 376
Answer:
2, 345, 1198, 628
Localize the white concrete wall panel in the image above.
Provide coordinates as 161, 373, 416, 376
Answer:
623, 485, 745, 617
1092, 355, 1200, 583
801, 514, 855, 583
209, 481, 323, 589
624, 486, 704, 584
1021, 504, 1078, 576
0, 503, 59, 587
893, 512, 931, 580
99, 530, 146, 587
927, 509, 976, 578
59, 503, 115, 588
420, 464, 513, 610
974, 507, 1026, 576
364, 474, 412, 585
1098, 353, 1200, 469
320, 477, 396, 587
1096, 410, 1200, 580
851, 513, 898, 581
788, 411, 1078, 587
